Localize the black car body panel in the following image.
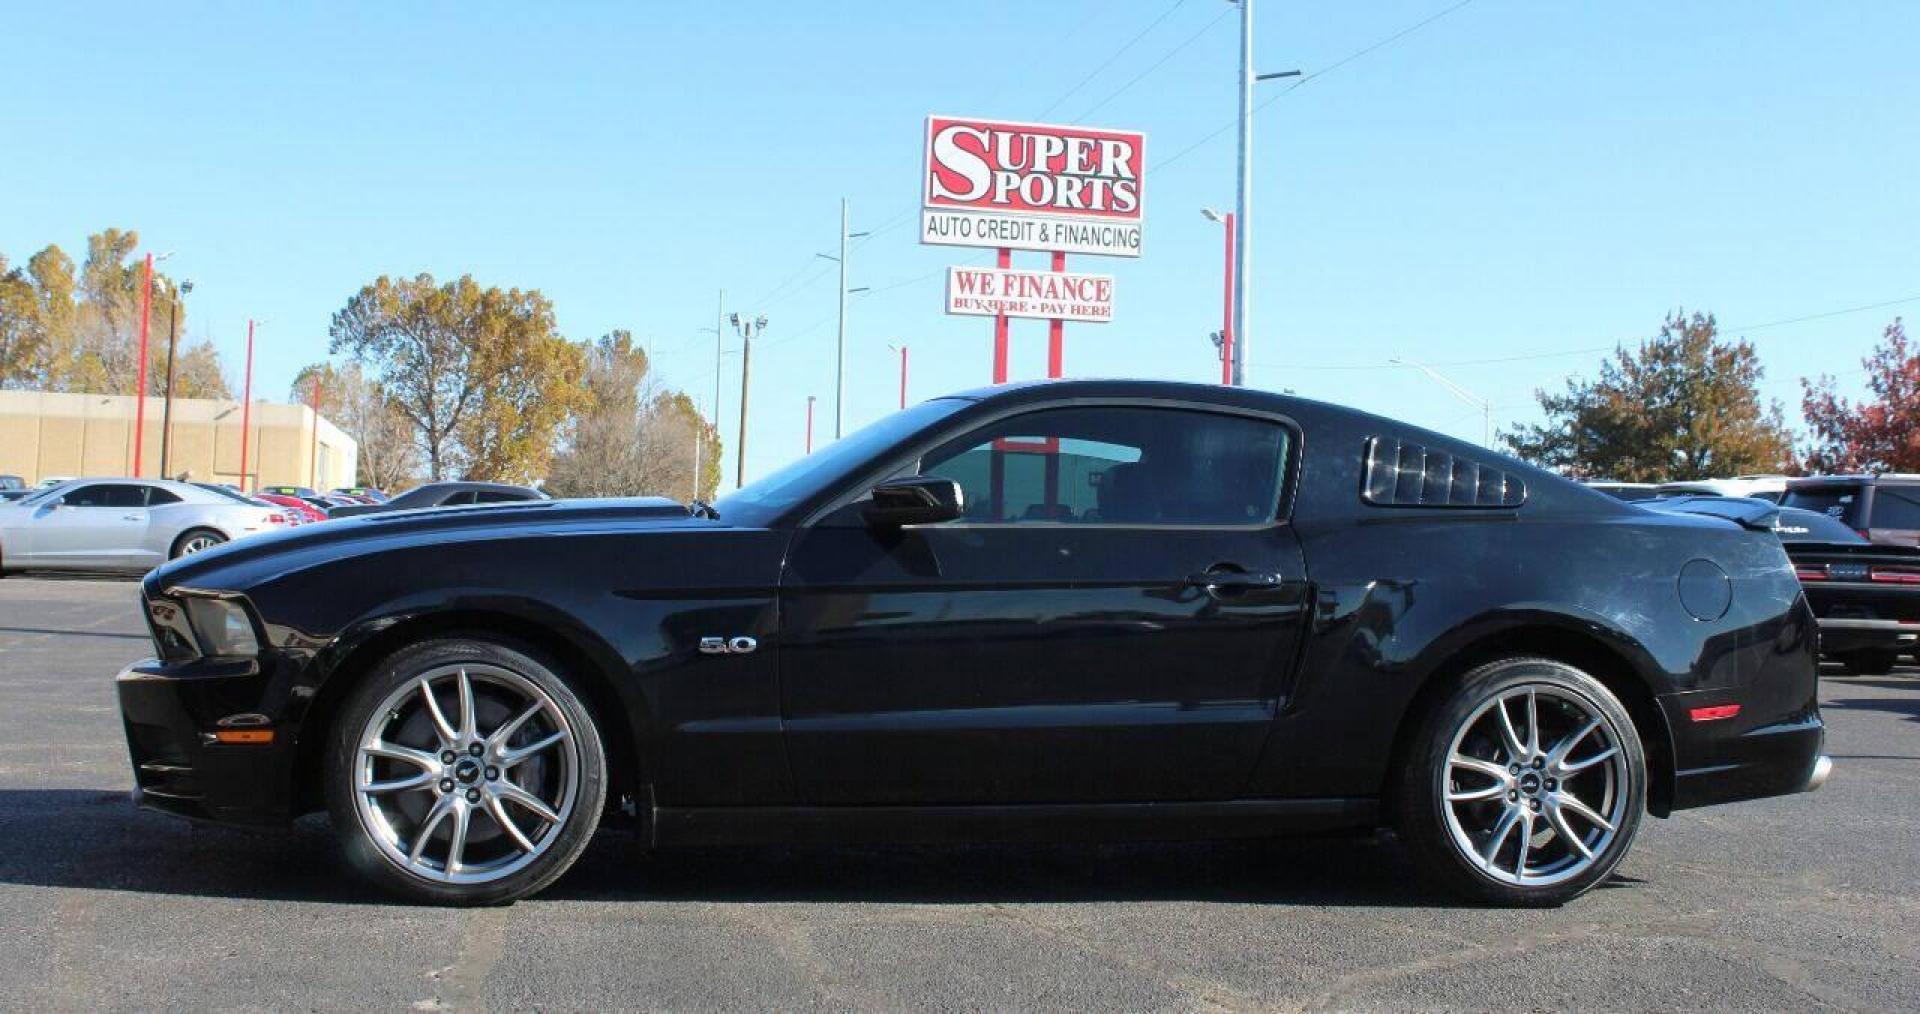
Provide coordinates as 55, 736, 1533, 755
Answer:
115, 380, 1825, 839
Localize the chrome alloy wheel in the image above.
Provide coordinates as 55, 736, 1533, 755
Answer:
1440, 684, 1629, 888
352, 663, 578, 885
178, 533, 224, 555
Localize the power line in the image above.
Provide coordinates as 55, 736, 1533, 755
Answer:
1036, 0, 1189, 121
1074, 4, 1235, 124
1151, 0, 1478, 174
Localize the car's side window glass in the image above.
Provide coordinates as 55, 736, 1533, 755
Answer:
442, 491, 476, 506
64, 484, 144, 508
1870, 487, 1920, 530
916, 406, 1288, 525
145, 487, 182, 506
475, 491, 521, 503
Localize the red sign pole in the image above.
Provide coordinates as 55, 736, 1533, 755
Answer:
1221, 212, 1236, 385
898, 345, 909, 410
133, 252, 154, 476
991, 248, 1011, 383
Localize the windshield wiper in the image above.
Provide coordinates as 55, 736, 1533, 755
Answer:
686, 499, 719, 520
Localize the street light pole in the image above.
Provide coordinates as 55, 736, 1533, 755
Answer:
1202, 210, 1235, 384
1391, 355, 1494, 448
703, 288, 724, 496
133, 252, 154, 476
1232, 0, 1253, 388
820, 202, 870, 440
888, 343, 908, 409
239, 319, 256, 489
805, 396, 816, 454
159, 279, 192, 477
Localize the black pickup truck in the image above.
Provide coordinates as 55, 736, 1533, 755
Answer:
1774, 506, 1920, 674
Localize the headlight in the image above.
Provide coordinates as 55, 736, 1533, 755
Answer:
183, 598, 261, 657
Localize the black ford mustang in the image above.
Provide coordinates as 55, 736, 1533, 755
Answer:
116, 380, 1829, 906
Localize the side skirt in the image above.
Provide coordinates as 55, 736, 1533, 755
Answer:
649, 798, 1379, 848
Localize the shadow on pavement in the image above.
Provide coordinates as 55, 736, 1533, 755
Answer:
0, 788, 1499, 909
1822, 695, 1920, 724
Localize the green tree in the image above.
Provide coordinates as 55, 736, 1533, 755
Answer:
546, 331, 721, 500
1507, 311, 1795, 481
328, 273, 586, 482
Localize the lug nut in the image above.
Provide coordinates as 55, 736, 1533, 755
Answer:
1545, 778, 1557, 792
1529, 798, 1542, 811
468, 743, 484, 756
1507, 790, 1519, 802
1532, 757, 1545, 769
441, 750, 457, 764
485, 766, 499, 781
466, 788, 481, 803
438, 779, 454, 793
1509, 764, 1521, 775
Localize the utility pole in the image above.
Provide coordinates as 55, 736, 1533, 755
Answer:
888, 343, 909, 409
159, 279, 192, 477
805, 396, 815, 454
1232, 0, 1300, 388
731, 313, 767, 487
1391, 355, 1494, 449
1232, 0, 1253, 388
818, 201, 869, 440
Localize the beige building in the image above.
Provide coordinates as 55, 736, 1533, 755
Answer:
0, 389, 357, 491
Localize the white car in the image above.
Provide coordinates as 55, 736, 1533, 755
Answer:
1655, 475, 1790, 502
0, 478, 291, 574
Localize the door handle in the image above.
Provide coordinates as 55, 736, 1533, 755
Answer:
1186, 570, 1284, 592
122, 513, 144, 521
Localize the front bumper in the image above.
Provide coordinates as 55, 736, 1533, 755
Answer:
118, 656, 296, 825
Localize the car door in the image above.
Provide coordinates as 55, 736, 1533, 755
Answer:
779, 402, 1311, 805
34, 483, 150, 567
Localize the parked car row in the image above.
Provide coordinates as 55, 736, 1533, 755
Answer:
0, 478, 545, 575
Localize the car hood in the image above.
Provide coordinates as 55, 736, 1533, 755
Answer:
148, 496, 706, 592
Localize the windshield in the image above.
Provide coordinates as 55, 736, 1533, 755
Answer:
716, 399, 970, 519
1772, 508, 1867, 544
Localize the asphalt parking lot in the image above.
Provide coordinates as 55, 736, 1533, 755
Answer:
1, 576, 1916, 1010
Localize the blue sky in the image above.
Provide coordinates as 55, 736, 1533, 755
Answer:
4, 1, 1915, 485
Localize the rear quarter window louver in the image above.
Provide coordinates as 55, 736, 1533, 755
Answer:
1362, 436, 1526, 509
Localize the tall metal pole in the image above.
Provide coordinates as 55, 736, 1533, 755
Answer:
805, 396, 815, 454
133, 252, 154, 476
1221, 212, 1235, 385
309, 379, 324, 489
239, 319, 255, 488
835, 198, 849, 440
1232, 0, 1254, 387
712, 289, 725, 487
899, 345, 908, 410
735, 329, 752, 488
159, 286, 181, 477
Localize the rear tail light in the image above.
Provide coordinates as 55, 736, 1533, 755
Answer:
1793, 565, 1828, 581
267, 512, 289, 526
1870, 566, 1920, 585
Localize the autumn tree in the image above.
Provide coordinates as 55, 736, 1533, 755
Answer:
291, 361, 421, 490
328, 273, 586, 482
1801, 318, 1920, 473
545, 331, 721, 501
1507, 311, 1795, 481
0, 256, 44, 386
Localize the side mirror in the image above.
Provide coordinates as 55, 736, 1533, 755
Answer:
862, 477, 965, 528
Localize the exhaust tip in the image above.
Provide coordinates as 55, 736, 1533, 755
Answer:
1804, 754, 1833, 793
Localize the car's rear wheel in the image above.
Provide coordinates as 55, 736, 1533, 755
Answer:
1835, 649, 1898, 677
1395, 657, 1645, 906
324, 637, 606, 905
171, 528, 226, 558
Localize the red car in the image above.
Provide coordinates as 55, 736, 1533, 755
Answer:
254, 493, 330, 524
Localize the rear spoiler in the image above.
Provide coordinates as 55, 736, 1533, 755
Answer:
1643, 495, 1780, 532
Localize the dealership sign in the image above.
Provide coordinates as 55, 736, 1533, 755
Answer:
922, 116, 1145, 258
947, 266, 1114, 322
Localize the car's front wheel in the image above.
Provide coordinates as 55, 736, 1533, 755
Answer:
324, 637, 607, 905
1395, 657, 1646, 906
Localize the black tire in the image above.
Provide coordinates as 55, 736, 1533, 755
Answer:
170, 527, 227, 559
1394, 657, 1646, 907
323, 636, 607, 905
1836, 649, 1899, 677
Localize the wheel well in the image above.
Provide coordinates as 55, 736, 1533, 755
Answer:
1381, 625, 1675, 818
291, 610, 643, 818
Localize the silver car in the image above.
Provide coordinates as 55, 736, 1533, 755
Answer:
0, 478, 289, 574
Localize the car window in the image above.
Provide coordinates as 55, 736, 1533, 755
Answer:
1782, 485, 1863, 526
64, 484, 146, 508
440, 491, 477, 506
1867, 486, 1920, 530
474, 490, 527, 503
917, 406, 1289, 525
1772, 509, 1867, 544
145, 487, 183, 506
